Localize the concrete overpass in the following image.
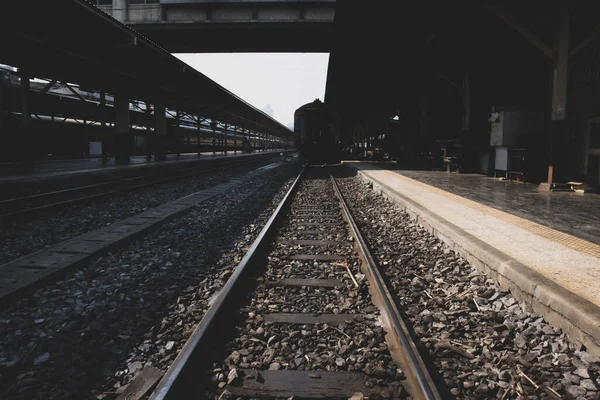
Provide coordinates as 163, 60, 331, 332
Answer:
95, 0, 335, 52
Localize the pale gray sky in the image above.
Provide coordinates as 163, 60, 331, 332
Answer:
174, 53, 329, 129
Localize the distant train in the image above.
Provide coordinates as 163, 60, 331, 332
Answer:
294, 99, 340, 164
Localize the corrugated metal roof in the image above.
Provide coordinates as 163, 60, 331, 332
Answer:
0, 0, 292, 137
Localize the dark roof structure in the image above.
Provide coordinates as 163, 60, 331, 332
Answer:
0, 0, 292, 138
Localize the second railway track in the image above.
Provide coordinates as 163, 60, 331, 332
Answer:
148, 165, 441, 400
0, 154, 278, 225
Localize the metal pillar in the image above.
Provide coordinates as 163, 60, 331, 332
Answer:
175, 109, 181, 158
211, 120, 217, 155
462, 72, 472, 172
146, 103, 152, 160
98, 92, 107, 162
114, 94, 131, 164
548, 0, 570, 184
155, 101, 167, 161
197, 114, 201, 156
223, 124, 228, 154
19, 70, 33, 164
100, 92, 107, 128
20, 70, 31, 126
233, 126, 238, 154
0, 82, 4, 140
463, 73, 471, 133
112, 0, 127, 22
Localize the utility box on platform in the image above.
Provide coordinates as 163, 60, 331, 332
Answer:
489, 109, 545, 179
490, 110, 545, 147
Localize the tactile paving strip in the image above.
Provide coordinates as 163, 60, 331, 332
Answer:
383, 170, 600, 259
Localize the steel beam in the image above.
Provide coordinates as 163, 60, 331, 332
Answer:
63, 81, 87, 103
569, 28, 600, 59
484, 3, 556, 61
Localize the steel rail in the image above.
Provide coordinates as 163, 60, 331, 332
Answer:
148, 165, 305, 400
0, 154, 278, 224
329, 169, 442, 400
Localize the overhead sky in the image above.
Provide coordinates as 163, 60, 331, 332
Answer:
173, 53, 329, 130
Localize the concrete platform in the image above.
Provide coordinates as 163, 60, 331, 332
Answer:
0, 161, 288, 307
346, 161, 600, 354
0, 150, 286, 184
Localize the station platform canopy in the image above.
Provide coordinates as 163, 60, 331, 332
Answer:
0, 0, 292, 138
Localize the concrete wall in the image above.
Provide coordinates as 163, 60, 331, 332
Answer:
211, 7, 253, 21
305, 6, 334, 21
258, 6, 300, 20
127, 4, 163, 23
99, 2, 334, 23
166, 8, 208, 21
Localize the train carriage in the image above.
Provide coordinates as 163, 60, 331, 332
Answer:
294, 99, 340, 164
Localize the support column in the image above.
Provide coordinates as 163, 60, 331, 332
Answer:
20, 70, 31, 126
462, 72, 473, 172
223, 124, 228, 154
114, 93, 131, 164
547, 0, 570, 185
146, 102, 152, 160
197, 114, 201, 156
19, 70, 33, 164
211, 120, 217, 155
233, 126, 238, 154
154, 100, 167, 161
99, 92, 108, 162
0, 82, 4, 141
100, 92, 107, 127
175, 109, 181, 158
361, 132, 366, 158
112, 0, 127, 22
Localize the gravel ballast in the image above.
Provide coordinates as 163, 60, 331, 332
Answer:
333, 165, 600, 399
0, 160, 301, 400
206, 168, 408, 400
0, 156, 281, 265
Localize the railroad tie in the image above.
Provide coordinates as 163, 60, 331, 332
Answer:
264, 278, 344, 288
262, 313, 364, 325
277, 239, 349, 246
281, 254, 347, 261
226, 370, 384, 399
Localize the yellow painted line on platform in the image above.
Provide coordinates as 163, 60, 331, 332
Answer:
381, 169, 600, 260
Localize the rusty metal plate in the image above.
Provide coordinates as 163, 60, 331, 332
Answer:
225, 370, 383, 398
282, 254, 346, 261
265, 278, 343, 288
278, 239, 348, 246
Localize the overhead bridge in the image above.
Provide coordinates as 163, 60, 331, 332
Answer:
95, 0, 335, 52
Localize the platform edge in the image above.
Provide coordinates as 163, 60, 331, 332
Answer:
350, 165, 600, 355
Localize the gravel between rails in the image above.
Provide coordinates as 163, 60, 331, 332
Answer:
333, 166, 600, 400
0, 160, 302, 400
206, 169, 407, 400
0, 157, 280, 265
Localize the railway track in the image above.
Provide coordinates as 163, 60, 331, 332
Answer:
147, 165, 441, 400
0, 155, 277, 225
